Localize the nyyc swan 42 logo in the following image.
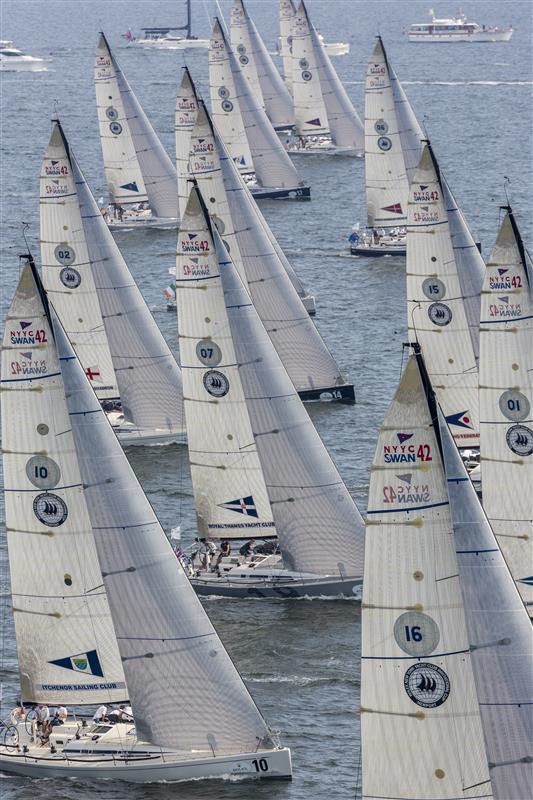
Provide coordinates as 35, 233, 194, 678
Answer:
218, 496, 258, 517
382, 433, 432, 463
49, 649, 104, 677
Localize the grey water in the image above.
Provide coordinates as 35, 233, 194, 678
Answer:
0, 0, 531, 797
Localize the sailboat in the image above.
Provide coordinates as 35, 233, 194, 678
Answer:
124, 0, 209, 49
279, 0, 296, 96
479, 206, 533, 614
288, 0, 363, 155
230, 0, 294, 132
40, 119, 185, 446
0, 257, 292, 782
350, 36, 424, 256
94, 33, 179, 229
175, 65, 199, 221
209, 18, 310, 200
176, 187, 365, 598
361, 349, 532, 800
407, 142, 484, 451
190, 98, 352, 403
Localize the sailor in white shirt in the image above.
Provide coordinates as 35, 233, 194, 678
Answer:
92, 704, 108, 723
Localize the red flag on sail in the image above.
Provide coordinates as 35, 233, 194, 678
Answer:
381, 203, 403, 214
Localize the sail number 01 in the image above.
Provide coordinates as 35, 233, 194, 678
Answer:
251, 758, 269, 772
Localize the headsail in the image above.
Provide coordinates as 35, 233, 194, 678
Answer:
279, 0, 296, 96
95, 32, 178, 219
362, 354, 492, 799
1, 259, 126, 705
230, 0, 265, 112
479, 208, 533, 612
407, 143, 480, 446
175, 65, 199, 220
189, 100, 347, 397
440, 405, 533, 799
214, 222, 365, 577
291, 1, 329, 137
41, 119, 185, 437
176, 187, 277, 541
54, 300, 275, 755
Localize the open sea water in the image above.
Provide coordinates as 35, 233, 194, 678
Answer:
0, 0, 532, 797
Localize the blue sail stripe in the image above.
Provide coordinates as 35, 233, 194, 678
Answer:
367, 500, 449, 515
1, 371, 61, 383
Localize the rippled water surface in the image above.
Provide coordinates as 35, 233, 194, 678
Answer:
0, 0, 532, 798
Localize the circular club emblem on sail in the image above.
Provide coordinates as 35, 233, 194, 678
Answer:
109, 121, 123, 135
105, 106, 119, 121
393, 612, 440, 657
422, 278, 446, 301
26, 456, 61, 490
33, 492, 68, 527
221, 100, 234, 112
505, 424, 533, 456
301, 70, 313, 82
60, 267, 81, 289
499, 390, 530, 422
404, 663, 450, 708
377, 136, 392, 151
203, 370, 229, 398
374, 119, 388, 134
218, 86, 230, 99
239, 55, 249, 64
428, 302, 452, 326
237, 44, 246, 55
54, 245, 75, 266
196, 340, 222, 367
299, 58, 309, 69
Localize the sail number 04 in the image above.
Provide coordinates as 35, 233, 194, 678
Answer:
251, 758, 269, 772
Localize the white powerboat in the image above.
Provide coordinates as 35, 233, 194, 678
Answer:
408, 13, 513, 42
124, 28, 209, 49
0, 40, 48, 70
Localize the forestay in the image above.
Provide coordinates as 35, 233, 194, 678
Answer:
479, 208, 533, 613
1, 260, 126, 705
232, 0, 294, 129
365, 37, 423, 229
440, 406, 533, 800
55, 309, 274, 755
362, 354, 492, 800
407, 143, 480, 447
279, 0, 296, 96
215, 225, 365, 577
176, 188, 277, 541
175, 66, 199, 220
41, 120, 184, 437
291, 1, 329, 137
189, 101, 345, 395
95, 32, 178, 219
40, 122, 118, 401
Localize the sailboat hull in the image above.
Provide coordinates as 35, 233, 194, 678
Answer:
350, 243, 406, 257
191, 574, 362, 599
0, 746, 292, 783
250, 185, 311, 201
107, 217, 179, 231
297, 383, 355, 404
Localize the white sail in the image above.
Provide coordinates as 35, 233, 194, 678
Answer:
209, 18, 255, 177
479, 208, 533, 612
389, 57, 425, 186
309, 14, 363, 151
54, 306, 276, 756
279, 0, 296, 96
233, 0, 294, 130
362, 354, 492, 800
230, 0, 265, 112
175, 65, 199, 220
214, 223, 365, 578
41, 120, 185, 438
365, 37, 422, 229
1, 259, 126, 705
40, 122, 118, 401
291, 1, 329, 137
439, 406, 533, 800
189, 101, 346, 396
95, 32, 178, 219
176, 188, 277, 541
407, 143, 480, 447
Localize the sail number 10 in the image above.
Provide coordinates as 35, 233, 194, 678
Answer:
251, 758, 269, 772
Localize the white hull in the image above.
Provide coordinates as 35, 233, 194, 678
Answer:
349, 234, 406, 257
0, 58, 48, 71
132, 38, 209, 49
191, 571, 362, 599
107, 215, 179, 231
115, 427, 185, 447
323, 42, 350, 56
167, 294, 316, 316
288, 143, 362, 157
408, 31, 512, 42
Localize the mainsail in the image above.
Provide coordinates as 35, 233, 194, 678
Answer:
214, 221, 365, 577
231, 0, 293, 130
1, 259, 126, 705
189, 100, 349, 399
95, 32, 178, 219
479, 208, 533, 612
279, 0, 296, 97
175, 65, 199, 220
54, 298, 275, 755
407, 143, 480, 447
209, 18, 304, 193
364, 37, 424, 230
176, 188, 277, 541
362, 354, 492, 799
440, 405, 533, 800
40, 119, 185, 438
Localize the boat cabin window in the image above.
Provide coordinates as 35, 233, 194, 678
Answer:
92, 725, 112, 733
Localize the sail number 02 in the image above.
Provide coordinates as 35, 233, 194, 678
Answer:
251, 758, 269, 772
